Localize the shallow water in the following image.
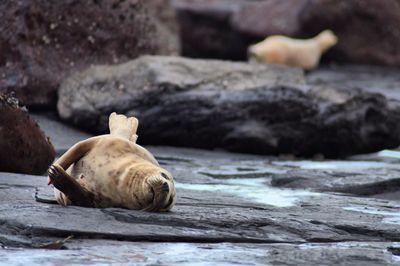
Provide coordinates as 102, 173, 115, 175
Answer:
378, 150, 400, 159
177, 178, 320, 207
272, 160, 388, 170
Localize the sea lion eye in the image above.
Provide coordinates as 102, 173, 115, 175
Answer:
161, 172, 170, 180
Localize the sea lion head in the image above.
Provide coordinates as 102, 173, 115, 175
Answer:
133, 169, 176, 212
316, 29, 338, 51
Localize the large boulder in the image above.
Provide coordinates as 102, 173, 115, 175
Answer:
58, 56, 400, 158
0, 0, 160, 109
175, 0, 400, 66
0, 94, 55, 175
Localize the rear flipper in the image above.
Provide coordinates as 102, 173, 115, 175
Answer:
48, 164, 96, 207
109, 112, 139, 142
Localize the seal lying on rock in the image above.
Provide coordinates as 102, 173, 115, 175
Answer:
48, 112, 176, 212
248, 30, 338, 70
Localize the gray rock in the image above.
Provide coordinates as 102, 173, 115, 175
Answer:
58, 56, 400, 158
2, 116, 400, 264
2, 144, 400, 264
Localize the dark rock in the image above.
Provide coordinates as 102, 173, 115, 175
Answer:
58, 56, 400, 158
0, 94, 55, 175
0, 0, 160, 109
176, 0, 400, 66
174, 0, 254, 60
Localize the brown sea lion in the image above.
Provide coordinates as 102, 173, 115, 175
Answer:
47, 112, 176, 212
248, 30, 338, 70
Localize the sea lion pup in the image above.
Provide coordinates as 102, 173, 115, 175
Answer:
248, 30, 338, 70
47, 112, 176, 212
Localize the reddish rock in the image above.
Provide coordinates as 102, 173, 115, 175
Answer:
0, 0, 160, 109
0, 94, 55, 174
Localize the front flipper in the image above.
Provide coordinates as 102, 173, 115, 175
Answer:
48, 164, 96, 207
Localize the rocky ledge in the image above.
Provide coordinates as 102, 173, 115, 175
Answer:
58, 56, 400, 158
1, 114, 400, 265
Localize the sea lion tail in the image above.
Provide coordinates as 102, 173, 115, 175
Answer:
109, 112, 139, 142
143, 175, 170, 212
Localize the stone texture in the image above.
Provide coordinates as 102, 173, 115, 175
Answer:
174, 0, 253, 60
0, 94, 55, 175
1, 116, 400, 264
0, 0, 160, 109
0, 140, 400, 265
307, 64, 400, 101
175, 0, 400, 66
144, 0, 180, 55
58, 56, 400, 158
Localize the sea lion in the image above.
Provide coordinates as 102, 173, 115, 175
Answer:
248, 30, 338, 70
47, 112, 176, 212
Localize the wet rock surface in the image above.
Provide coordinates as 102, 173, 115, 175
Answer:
0, 0, 159, 109
58, 56, 400, 158
1, 115, 400, 265
176, 0, 400, 66
307, 64, 400, 101
0, 95, 54, 175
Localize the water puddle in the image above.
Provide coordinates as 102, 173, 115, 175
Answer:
344, 206, 400, 225
272, 160, 388, 170
177, 178, 320, 207
378, 150, 400, 159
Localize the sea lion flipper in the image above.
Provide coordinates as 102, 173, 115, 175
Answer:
48, 164, 96, 207
109, 112, 138, 142
55, 137, 101, 169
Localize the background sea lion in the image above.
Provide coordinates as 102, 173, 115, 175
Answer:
248, 30, 338, 70
48, 112, 176, 212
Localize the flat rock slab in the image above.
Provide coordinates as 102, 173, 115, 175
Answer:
58, 55, 400, 158
2, 136, 400, 264
1, 241, 399, 266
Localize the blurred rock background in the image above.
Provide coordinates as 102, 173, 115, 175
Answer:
1, 0, 400, 173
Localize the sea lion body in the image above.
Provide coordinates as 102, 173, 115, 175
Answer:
248, 30, 338, 70
50, 113, 176, 212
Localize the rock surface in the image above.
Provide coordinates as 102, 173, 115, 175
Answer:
174, 0, 253, 60
175, 0, 400, 66
0, 0, 159, 109
58, 56, 400, 158
1, 114, 400, 264
307, 64, 400, 101
0, 94, 55, 175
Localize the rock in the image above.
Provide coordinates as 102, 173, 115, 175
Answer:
174, 0, 254, 60
58, 56, 400, 158
1, 122, 400, 264
144, 0, 180, 55
32, 113, 91, 156
0, 94, 55, 175
0, 0, 160, 109
307, 64, 400, 101
176, 0, 400, 66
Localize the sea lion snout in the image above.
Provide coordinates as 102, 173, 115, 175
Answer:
162, 182, 169, 192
